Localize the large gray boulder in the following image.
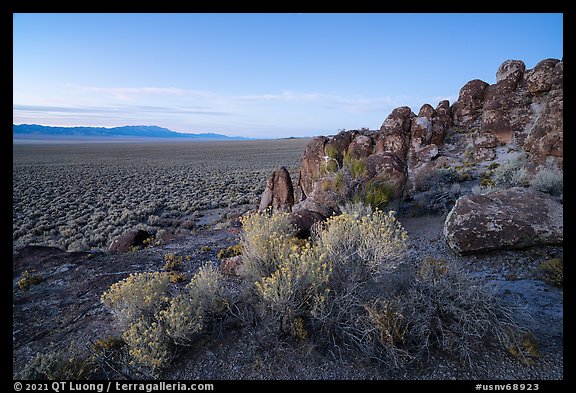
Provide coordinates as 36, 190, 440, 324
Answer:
444, 187, 562, 255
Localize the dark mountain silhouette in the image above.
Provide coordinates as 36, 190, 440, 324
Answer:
13, 124, 250, 140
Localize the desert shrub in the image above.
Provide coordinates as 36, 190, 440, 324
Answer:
163, 253, 183, 271
100, 272, 172, 374
538, 258, 563, 288
254, 244, 331, 336
313, 209, 408, 279
396, 257, 527, 365
160, 265, 226, 346
239, 210, 296, 283
101, 272, 171, 331
245, 205, 409, 365
217, 244, 242, 261
354, 298, 413, 367
411, 167, 467, 214
350, 158, 367, 179
18, 349, 96, 380
529, 168, 563, 197
167, 271, 189, 283
432, 167, 462, 186
362, 180, 397, 211
121, 317, 173, 373
92, 336, 126, 353
17, 270, 42, 291
492, 154, 529, 188
240, 206, 531, 368
471, 184, 496, 196
199, 245, 213, 253
101, 266, 227, 374
411, 184, 464, 214
339, 200, 373, 218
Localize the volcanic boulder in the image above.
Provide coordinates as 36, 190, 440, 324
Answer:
258, 166, 295, 213
443, 187, 563, 255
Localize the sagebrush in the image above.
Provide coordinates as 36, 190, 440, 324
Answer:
101, 265, 226, 375
239, 206, 532, 369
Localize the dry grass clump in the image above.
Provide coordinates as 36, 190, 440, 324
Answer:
397, 257, 527, 366
13, 139, 308, 252
100, 266, 227, 375
538, 258, 563, 288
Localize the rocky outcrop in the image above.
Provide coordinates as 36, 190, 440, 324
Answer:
451, 79, 490, 129
524, 60, 563, 168
378, 106, 414, 161
453, 58, 563, 169
526, 58, 560, 96
296, 136, 328, 202
258, 166, 295, 213
444, 188, 563, 255
107, 229, 151, 253
259, 57, 563, 222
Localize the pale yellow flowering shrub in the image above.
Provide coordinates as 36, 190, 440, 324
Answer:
240, 210, 296, 282
254, 244, 331, 335
243, 204, 409, 350
100, 272, 171, 330
313, 208, 408, 286
160, 265, 226, 346
101, 266, 227, 374
122, 317, 172, 374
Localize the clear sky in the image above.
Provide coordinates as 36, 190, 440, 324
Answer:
13, 13, 563, 139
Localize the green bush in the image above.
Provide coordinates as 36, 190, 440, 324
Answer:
350, 158, 367, 179
362, 180, 397, 211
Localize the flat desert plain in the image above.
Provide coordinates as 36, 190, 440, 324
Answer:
13, 138, 310, 252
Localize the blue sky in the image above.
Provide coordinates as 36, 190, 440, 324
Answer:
13, 13, 563, 138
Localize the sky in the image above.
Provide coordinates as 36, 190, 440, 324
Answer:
13, 13, 563, 139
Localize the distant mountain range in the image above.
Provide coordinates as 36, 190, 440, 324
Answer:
13, 124, 250, 140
